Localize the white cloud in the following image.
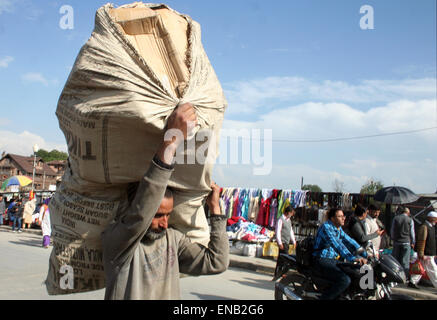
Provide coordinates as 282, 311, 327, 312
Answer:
0, 0, 13, 14
215, 96, 437, 194
0, 56, 14, 68
21, 72, 49, 86
221, 99, 437, 142
339, 158, 437, 193
0, 130, 67, 156
224, 77, 437, 114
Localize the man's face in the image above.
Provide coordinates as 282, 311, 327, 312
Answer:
331, 210, 346, 228
285, 210, 295, 218
428, 217, 437, 226
369, 210, 380, 219
144, 196, 173, 241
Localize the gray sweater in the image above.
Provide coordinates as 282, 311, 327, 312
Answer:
102, 160, 229, 300
348, 216, 378, 247
390, 213, 415, 245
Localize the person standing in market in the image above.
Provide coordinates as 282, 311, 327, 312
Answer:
416, 212, 437, 259
273, 206, 297, 280
0, 195, 5, 226
11, 199, 24, 233
348, 204, 383, 251
7, 198, 16, 225
365, 204, 385, 257
371, 206, 390, 250
390, 206, 416, 287
275, 206, 297, 255
102, 103, 229, 300
23, 196, 36, 229
39, 199, 52, 248
413, 211, 437, 287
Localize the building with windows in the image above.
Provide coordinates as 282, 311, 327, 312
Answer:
0, 154, 62, 191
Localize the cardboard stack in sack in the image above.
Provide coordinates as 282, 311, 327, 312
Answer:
46, 2, 227, 295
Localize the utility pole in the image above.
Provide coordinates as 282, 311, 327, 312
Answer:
301, 177, 304, 189
32, 144, 39, 191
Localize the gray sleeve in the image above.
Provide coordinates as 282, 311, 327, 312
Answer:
102, 160, 173, 265
410, 219, 415, 245
178, 216, 229, 275
350, 221, 377, 244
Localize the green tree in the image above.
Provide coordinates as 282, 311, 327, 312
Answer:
35, 149, 68, 162
302, 184, 323, 193
360, 179, 384, 195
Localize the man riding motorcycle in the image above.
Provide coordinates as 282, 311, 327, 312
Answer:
312, 207, 367, 300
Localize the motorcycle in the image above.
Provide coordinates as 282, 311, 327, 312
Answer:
273, 241, 414, 300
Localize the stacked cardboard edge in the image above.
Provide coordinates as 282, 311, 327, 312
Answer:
109, 6, 189, 97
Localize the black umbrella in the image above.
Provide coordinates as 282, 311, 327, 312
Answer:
373, 186, 419, 205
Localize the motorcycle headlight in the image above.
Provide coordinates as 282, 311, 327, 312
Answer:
389, 282, 398, 288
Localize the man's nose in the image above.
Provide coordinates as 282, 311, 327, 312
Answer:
159, 215, 169, 229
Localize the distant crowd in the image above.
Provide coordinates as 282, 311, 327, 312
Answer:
0, 194, 52, 248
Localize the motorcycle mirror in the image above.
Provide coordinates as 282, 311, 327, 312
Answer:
366, 240, 374, 249
355, 247, 365, 256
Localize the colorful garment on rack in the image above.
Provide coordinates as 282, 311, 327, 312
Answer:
232, 188, 240, 217
248, 189, 260, 222
255, 189, 272, 227
268, 189, 279, 228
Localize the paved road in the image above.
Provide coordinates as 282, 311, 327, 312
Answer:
0, 228, 274, 300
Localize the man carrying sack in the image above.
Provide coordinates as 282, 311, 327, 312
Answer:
102, 103, 229, 300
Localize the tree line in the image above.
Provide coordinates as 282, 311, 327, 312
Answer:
34, 149, 68, 163
302, 179, 384, 195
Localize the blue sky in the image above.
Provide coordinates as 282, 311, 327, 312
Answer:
0, 0, 436, 193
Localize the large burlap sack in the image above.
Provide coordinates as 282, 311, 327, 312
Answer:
57, 2, 226, 188
47, 3, 227, 295
46, 168, 126, 294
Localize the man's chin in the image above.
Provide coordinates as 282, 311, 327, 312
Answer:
144, 229, 166, 241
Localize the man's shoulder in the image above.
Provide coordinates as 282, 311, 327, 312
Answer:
318, 221, 333, 233
167, 227, 185, 243
392, 215, 402, 222
419, 222, 429, 230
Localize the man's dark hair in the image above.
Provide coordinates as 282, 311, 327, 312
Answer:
368, 204, 379, 211
284, 206, 295, 214
397, 206, 409, 214
354, 204, 367, 217
327, 207, 342, 220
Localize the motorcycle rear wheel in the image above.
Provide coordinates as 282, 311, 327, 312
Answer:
274, 274, 311, 300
